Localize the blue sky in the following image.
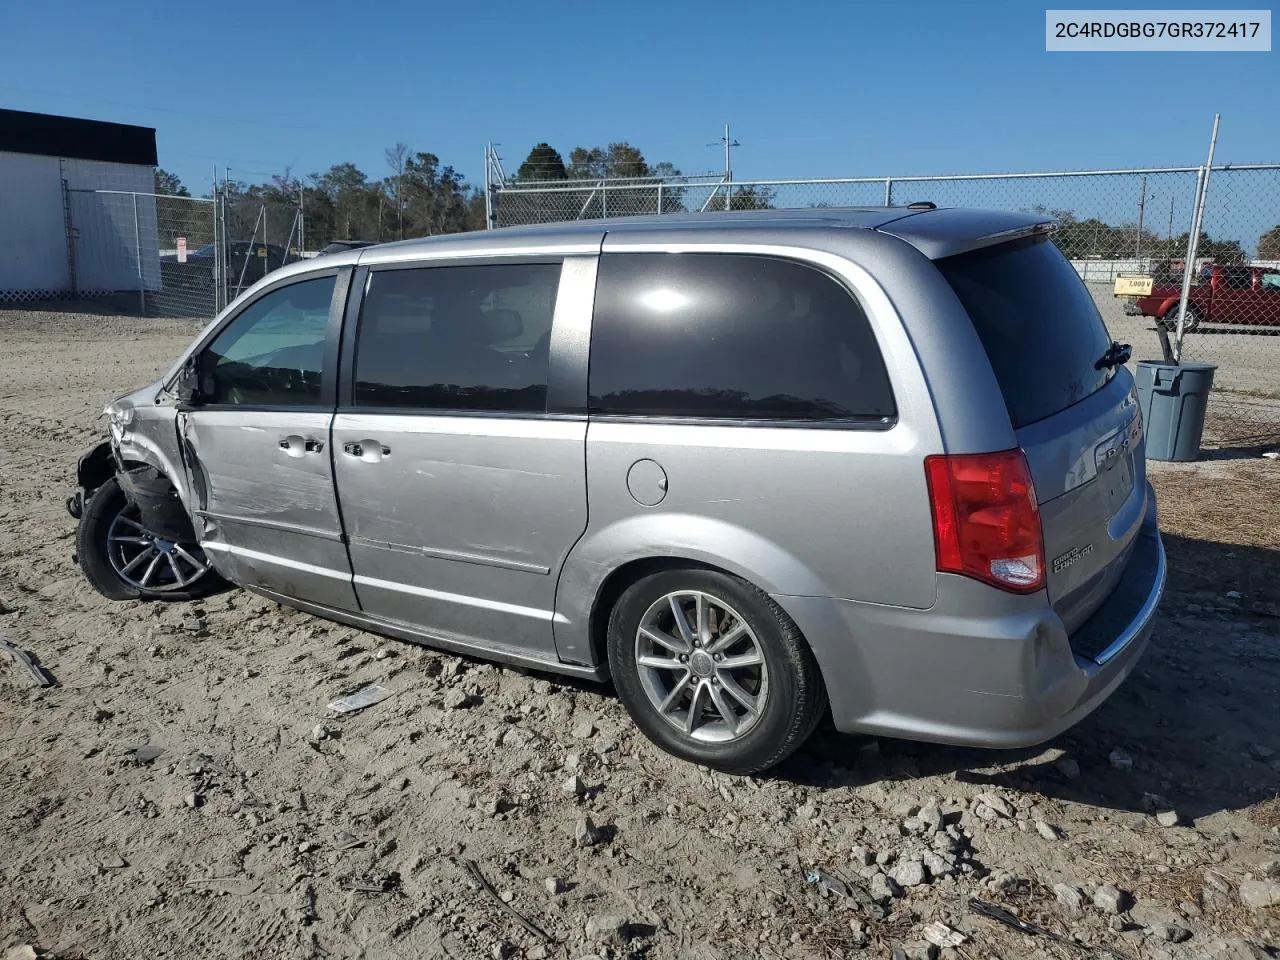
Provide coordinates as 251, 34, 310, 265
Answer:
3, 0, 1276, 196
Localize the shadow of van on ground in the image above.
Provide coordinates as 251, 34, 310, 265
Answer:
775, 532, 1280, 826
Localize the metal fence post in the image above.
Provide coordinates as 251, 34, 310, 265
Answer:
218, 187, 229, 309
884, 178, 893, 206
1174, 114, 1221, 362
60, 174, 78, 297
657, 181, 663, 215
132, 192, 145, 314
211, 191, 221, 314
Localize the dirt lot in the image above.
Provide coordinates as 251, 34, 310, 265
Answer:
2, 308, 1279, 960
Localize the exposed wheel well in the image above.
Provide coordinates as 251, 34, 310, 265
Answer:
588, 557, 721, 675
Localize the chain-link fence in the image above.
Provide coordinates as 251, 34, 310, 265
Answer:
66, 190, 218, 318
219, 193, 305, 306
63, 188, 304, 320
489, 164, 1280, 446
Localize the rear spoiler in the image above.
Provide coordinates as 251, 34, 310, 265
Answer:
878, 209, 1057, 260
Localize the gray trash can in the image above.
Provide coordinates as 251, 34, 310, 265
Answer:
1134, 360, 1217, 462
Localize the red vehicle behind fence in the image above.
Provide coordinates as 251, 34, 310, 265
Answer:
1123, 264, 1280, 330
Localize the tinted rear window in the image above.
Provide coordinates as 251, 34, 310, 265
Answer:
589, 253, 895, 422
937, 236, 1114, 429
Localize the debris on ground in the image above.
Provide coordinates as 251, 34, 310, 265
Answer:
128, 744, 165, 764
338, 872, 401, 893
0, 634, 55, 687
326, 683, 394, 714
453, 857, 551, 941
804, 867, 850, 899
921, 921, 966, 947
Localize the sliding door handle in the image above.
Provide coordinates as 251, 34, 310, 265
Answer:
279, 435, 325, 457
342, 440, 391, 462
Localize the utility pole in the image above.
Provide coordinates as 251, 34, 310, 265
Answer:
1135, 175, 1147, 258
710, 124, 740, 211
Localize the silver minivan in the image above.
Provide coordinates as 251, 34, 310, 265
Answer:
69, 207, 1165, 773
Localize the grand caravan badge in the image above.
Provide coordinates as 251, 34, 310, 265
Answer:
1052, 543, 1094, 574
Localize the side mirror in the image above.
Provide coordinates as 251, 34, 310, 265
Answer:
176, 355, 212, 406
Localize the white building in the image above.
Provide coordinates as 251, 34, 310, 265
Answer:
0, 108, 158, 302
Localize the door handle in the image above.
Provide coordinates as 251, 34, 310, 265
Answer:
279, 436, 324, 457
342, 440, 391, 463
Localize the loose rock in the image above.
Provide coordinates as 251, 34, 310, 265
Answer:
851, 844, 875, 867
891, 858, 928, 888
443, 688, 474, 710
572, 719, 596, 739
1238, 878, 1280, 909
574, 817, 602, 848
545, 876, 567, 895
892, 941, 938, 960
1034, 819, 1061, 840
1108, 748, 1134, 771
1150, 922, 1193, 943
584, 913, 628, 943
848, 919, 869, 947
1203, 869, 1233, 895
562, 774, 586, 796
870, 872, 902, 902
977, 793, 1014, 818
1094, 883, 1132, 914
1055, 883, 1086, 914
917, 803, 943, 834
1156, 809, 1181, 828
1055, 755, 1081, 779
921, 850, 955, 879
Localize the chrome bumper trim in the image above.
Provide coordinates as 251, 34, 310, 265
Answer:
1092, 533, 1165, 666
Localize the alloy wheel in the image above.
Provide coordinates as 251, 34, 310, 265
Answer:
106, 505, 209, 592
634, 590, 769, 743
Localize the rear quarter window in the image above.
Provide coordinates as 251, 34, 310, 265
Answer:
936, 236, 1114, 429
589, 253, 895, 422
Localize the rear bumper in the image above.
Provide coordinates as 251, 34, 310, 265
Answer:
778, 489, 1165, 748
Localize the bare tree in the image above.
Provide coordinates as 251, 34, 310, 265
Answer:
386, 143, 409, 240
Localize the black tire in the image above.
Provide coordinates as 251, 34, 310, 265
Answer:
607, 568, 828, 774
1162, 304, 1200, 333
75, 476, 222, 602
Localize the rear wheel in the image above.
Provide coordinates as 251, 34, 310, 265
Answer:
75, 476, 222, 601
607, 569, 827, 774
1163, 304, 1200, 334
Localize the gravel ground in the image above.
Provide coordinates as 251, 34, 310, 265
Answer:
2, 307, 1279, 960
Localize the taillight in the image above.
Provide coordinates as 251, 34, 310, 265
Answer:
924, 449, 1045, 593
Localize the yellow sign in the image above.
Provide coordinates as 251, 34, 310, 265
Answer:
1114, 275, 1153, 297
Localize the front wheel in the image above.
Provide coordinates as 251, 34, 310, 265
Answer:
607, 569, 827, 774
75, 476, 222, 601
